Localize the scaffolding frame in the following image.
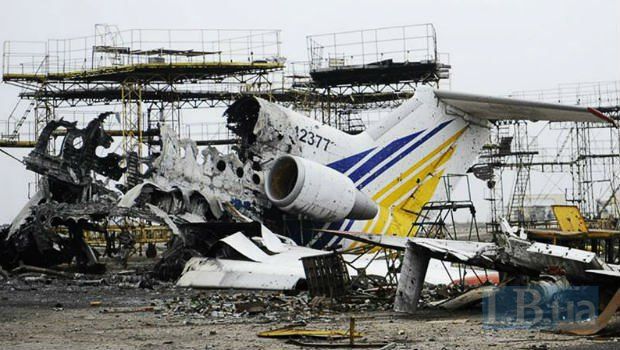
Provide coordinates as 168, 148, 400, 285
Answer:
1, 26, 284, 151
409, 174, 482, 241
304, 24, 449, 132
480, 82, 620, 235
2, 23, 451, 148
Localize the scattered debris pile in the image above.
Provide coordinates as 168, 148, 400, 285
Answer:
5, 109, 618, 337
0, 263, 162, 294
418, 283, 469, 308
161, 290, 393, 324
326, 220, 620, 334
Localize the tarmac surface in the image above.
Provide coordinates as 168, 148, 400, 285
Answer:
1, 258, 619, 350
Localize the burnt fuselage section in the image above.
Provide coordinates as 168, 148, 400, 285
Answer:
2, 113, 127, 271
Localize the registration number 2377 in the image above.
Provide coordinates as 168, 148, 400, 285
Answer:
295, 126, 332, 151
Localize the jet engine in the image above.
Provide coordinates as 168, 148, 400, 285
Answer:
265, 155, 378, 222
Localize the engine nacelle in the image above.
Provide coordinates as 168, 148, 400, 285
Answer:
265, 155, 378, 222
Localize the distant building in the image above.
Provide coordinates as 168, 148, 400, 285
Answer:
597, 194, 620, 219
521, 194, 567, 222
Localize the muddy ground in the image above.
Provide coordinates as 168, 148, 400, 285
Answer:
1, 258, 619, 350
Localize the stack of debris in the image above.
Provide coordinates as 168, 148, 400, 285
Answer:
418, 283, 467, 308
160, 289, 393, 324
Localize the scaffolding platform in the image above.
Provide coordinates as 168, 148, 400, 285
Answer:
0, 24, 451, 149
16, 86, 413, 108
306, 24, 449, 88
1, 26, 284, 155
3, 61, 284, 83
309, 59, 442, 87
2, 26, 283, 84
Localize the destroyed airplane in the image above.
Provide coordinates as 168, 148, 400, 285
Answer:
1, 87, 616, 295
0, 113, 229, 274
147, 87, 615, 249
1, 113, 128, 272
323, 222, 619, 300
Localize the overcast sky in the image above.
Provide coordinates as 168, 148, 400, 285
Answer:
0, 0, 619, 224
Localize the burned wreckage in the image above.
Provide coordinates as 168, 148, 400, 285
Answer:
2, 88, 620, 333
0, 113, 130, 272
0, 97, 356, 288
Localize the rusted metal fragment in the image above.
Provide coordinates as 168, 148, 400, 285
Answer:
558, 288, 620, 335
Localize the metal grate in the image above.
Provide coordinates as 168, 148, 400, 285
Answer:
301, 252, 351, 298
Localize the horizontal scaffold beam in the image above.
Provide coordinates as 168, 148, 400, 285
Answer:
18, 88, 414, 108
2, 61, 284, 83
0, 129, 238, 148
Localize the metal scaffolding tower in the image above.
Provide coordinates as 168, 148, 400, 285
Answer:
303, 24, 450, 132
1, 26, 284, 149
477, 81, 620, 233
1, 24, 451, 148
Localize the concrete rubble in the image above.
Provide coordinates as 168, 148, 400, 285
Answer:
3, 262, 618, 350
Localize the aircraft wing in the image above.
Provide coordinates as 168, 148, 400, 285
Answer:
434, 90, 617, 126
316, 229, 408, 250
317, 229, 496, 263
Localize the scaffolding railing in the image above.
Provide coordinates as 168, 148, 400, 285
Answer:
483, 81, 620, 227
3, 26, 283, 77
509, 81, 620, 108
284, 61, 312, 87
1, 110, 140, 144
181, 121, 232, 142
307, 24, 438, 70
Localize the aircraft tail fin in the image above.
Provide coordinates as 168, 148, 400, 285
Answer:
343, 87, 616, 239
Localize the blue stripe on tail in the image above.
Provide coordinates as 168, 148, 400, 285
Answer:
357, 120, 453, 189
348, 130, 424, 182
327, 148, 375, 172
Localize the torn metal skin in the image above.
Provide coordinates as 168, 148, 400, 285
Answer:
320, 222, 620, 318
148, 98, 306, 232
142, 106, 334, 283
1, 99, 296, 277
151, 126, 261, 217
1, 113, 156, 272
23, 113, 123, 201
